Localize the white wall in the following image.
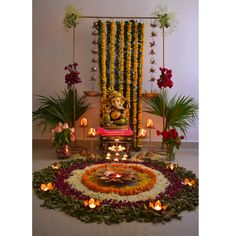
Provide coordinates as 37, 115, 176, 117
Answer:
33, 0, 198, 142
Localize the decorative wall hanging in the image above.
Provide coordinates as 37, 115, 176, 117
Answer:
84, 21, 102, 97
142, 20, 159, 99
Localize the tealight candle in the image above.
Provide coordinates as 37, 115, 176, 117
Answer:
122, 154, 128, 161
146, 119, 154, 128
51, 162, 60, 170
182, 178, 196, 187
166, 163, 178, 170
84, 198, 100, 209
138, 128, 147, 138
106, 153, 111, 160
80, 118, 88, 127
88, 128, 96, 137
114, 157, 119, 162
149, 200, 167, 211
115, 174, 122, 178
40, 182, 55, 192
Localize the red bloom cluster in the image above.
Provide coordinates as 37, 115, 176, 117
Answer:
64, 63, 81, 88
157, 67, 173, 89
156, 128, 184, 149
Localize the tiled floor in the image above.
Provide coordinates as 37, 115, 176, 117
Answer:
33, 141, 198, 236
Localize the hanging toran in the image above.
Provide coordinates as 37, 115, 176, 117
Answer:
97, 20, 145, 149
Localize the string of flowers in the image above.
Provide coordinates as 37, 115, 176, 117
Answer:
132, 22, 139, 147
109, 21, 115, 88
114, 21, 121, 91
106, 21, 111, 88
137, 23, 145, 148
129, 21, 135, 139
101, 22, 107, 98
126, 21, 132, 118
119, 21, 124, 95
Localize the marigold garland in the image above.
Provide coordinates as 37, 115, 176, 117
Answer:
97, 20, 145, 149
101, 22, 106, 98
126, 21, 132, 118
137, 23, 145, 147
109, 21, 115, 88
115, 21, 121, 91
132, 22, 139, 146
119, 21, 124, 96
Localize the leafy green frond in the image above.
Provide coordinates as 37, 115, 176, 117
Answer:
33, 89, 91, 133
144, 90, 198, 136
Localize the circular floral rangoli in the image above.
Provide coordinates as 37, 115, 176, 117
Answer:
33, 159, 198, 224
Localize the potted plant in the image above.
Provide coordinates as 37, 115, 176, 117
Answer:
156, 128, 184, 160
51, 122, 75, 159
144, 90, 198, 159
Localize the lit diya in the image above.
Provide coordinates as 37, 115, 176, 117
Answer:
51, 162, 61, 170
149, 200, 168, 211
166, 163, 178, 170
80, 117, 88, 127
40, 182, 55, 192
182, 178, 196, 186
88, 128, 96, 137
138, 128, 147, 138
146, 119, 154, 128
84, 198, 100, 209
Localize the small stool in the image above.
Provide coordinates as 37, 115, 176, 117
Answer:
97, 127, 133, 158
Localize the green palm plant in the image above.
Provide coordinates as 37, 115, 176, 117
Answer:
144, 89, 198, 136
33, 89, 91, 133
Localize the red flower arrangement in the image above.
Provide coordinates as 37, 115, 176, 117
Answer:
156, 128, 184, 149
157, 67, 173, 89
64, 63, 81, 88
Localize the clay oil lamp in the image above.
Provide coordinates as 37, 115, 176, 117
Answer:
166, 163, 178, 170
149, 200, 168, 211
51, 162, 60, 170
80, 118, 88, 127
88, 128, 96, 137
146, 119, 154, 129
40, 183, 55, 192
182, 178, 196, 187
138, 128, 147, 138
84, 198, 100, 209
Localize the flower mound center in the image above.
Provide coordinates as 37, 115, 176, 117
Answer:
81, 163, 156, 195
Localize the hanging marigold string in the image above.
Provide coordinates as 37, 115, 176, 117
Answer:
101, 22, 107, 98
115, 21, 121, 91
106, 21, 111, 87
109, 21, 115, 88
133, 22, 139, 147
126, 21, 132, 118
119, 21, 124, 96
137, 23, 145, 148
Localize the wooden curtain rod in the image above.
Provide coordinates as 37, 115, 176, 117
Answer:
80, 16, 158, 20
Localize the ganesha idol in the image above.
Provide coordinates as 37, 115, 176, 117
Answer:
100, 88, 129, 129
